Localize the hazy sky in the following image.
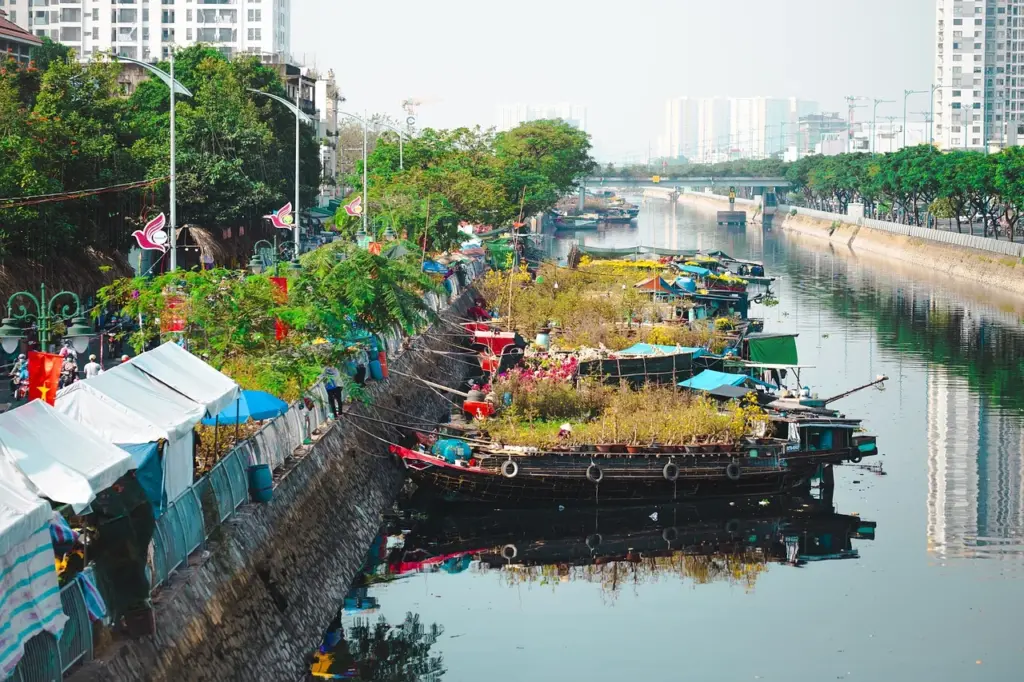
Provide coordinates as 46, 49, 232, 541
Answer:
293, 0, 934, 161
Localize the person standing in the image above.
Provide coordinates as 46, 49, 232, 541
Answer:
323, 365, 343, 418
83, 354, 102, 379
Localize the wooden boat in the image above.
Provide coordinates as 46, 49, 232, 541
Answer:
392, 421, 878, 504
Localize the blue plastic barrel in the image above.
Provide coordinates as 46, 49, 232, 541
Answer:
368, 359, 384, 381
535, 332, 550, 349
248, 464, 273, 503
432, 439, 472, 463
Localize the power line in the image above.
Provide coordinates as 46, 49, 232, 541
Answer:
0, 177, 169, 210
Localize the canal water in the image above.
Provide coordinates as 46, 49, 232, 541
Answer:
320, 199, 1024, 681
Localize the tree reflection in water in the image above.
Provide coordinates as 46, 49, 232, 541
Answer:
311, 612, 445, 681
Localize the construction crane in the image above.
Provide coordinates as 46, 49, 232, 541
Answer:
845, 95, 869, 152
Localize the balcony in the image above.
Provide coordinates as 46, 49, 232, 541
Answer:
59, 26, 81, 42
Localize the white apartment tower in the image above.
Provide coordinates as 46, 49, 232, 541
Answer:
933, 0, 1024, 150
1, 0, 291, 62
661, 97, 699, 160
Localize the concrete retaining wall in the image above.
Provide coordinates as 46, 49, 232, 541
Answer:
68, 294, 476, 682
677, 192, 1024, 297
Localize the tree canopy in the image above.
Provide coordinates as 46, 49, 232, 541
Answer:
336, 120, 596, 250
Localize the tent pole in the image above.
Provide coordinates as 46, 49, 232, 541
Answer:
234, 397, 240, 442
213, 416, 219, 467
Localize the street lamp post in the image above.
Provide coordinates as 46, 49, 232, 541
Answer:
872, 98, 894, 154
338, 111, 370, 234
0, 284, 95, 355
108, 52, 193, 271
903, 89, 928, 149
928, 84, 955, 145
248, 238, 291, 275
248, 84, 314, 263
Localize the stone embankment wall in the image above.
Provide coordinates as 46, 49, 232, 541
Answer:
68, 294, 476, 682
677, 192, 1024, 297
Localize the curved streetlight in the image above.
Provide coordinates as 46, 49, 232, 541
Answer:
903, 89, 929, 149
108, 52, 193, 271
0, 284, 95, 355
338, 110, 369, 235
248, 238, 293, 275
249, 86, 315, 263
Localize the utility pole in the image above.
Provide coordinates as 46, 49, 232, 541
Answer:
845, 96, 868, 154
912, 111, 932, 148
882, 115, 899, 153
872, 99, 894, 154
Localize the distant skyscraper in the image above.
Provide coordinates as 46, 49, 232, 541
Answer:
932, 0, 1021, 150
3, 0, 291, 62
496, 104, 587, 132
661, 97, 699, 160
661, 96, 817, 162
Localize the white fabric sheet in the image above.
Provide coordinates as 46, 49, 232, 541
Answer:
127, 342, 240, 417
0, 525, 67, 676
0, 459, 50, 557
0, 401, 136, 513
163, 430, 194, 504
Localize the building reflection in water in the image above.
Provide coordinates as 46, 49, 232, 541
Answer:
928, 365, 1024, 559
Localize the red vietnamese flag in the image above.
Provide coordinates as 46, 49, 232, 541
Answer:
269, 276, 288, 340
27, 351, 61, 405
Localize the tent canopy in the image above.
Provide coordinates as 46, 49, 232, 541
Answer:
127, 342, 239, 417
0, 400, 136, 513
679, 369, 754, 391
56, 362, 206, 444
676, 264, 712, 277
616, 343, 705, 358
634, 277, 681, 294
0, 458, 50, 557
747, 334, 799, 366
202, 390, 288, 426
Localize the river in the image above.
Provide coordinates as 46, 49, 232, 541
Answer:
319, 198, 1024, 682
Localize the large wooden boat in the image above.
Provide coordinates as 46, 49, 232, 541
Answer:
393, 420, 878, 504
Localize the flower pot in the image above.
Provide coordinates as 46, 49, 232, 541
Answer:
626, 445, 644, 454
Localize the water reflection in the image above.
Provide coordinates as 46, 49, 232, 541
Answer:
310, 537, 445, 681
385, 493, 876, 598
552, 197, 1024, 562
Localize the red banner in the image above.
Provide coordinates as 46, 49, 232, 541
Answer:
27, 351, 61, 405
270, 276, 288, 340
161, 295, 186, 333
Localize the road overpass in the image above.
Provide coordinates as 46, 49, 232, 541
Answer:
583, 176, 791, 189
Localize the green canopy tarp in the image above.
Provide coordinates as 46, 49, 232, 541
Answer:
748, 335, 799, 365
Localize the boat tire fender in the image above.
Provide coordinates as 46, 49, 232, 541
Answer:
662, 527, 678, 543
501, 544, 518, 560
586, 463, 603, 484
501, 460, 519, 478
850, 456, 863, 464
586, 533, 603, 550
725, 462, 741, 481
663, 462, 680, 482
725, 519, 741, 534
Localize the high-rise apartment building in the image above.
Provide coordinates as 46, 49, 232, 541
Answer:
1, 0, 290, 62
661, 97, 698, 160
933, 0, 1024, 150
496, 104, 587, 132
660, 96, 818, 162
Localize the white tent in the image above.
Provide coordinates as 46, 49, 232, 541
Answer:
56, 363, 206, 504
127, 342, 240, 417
0, 457, 50, 557
0, 400, 137, 513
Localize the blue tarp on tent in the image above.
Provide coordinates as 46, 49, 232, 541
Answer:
201, 390, 289, 425
679, 369, 751, 391
118, 442, 163, 517
673, 277, 697, 293
617, 343, 706, 359
675, 264, 712, 277
423, 261, 449, 274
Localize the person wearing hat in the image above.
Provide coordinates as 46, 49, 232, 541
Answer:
9, 353, 26, 392
120, 354, 131, 364
83, 354, 102, 379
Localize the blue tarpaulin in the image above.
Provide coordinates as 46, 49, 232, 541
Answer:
617, 343, 706, 358
675, 264, 712, 277
118, 442, 164, 517
679, 369, 751, 391
201, 390, 289, 425
673, 277, 697, 292
423, 261, 449, 274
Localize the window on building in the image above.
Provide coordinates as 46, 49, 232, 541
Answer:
974, 102, 982, 108
952, 102, 962, 108
972, 137, 980, 144
953, 89, 962, 96
952, 125, 962, 132
973, 125, 981, 132
187, 9, 192, 21
975, 42, 982, 48
248, 9, 262, 21
92, 8, 98, 20
954, 18, 963, 25
247, 28, 261, 40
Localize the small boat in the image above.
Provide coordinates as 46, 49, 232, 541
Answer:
554, 219, 598, 231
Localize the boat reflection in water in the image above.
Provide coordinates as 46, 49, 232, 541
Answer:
385, 492, 877, 593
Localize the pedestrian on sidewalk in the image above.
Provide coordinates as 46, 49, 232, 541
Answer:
83, 354, 102, 379
323, 365, 343, 417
